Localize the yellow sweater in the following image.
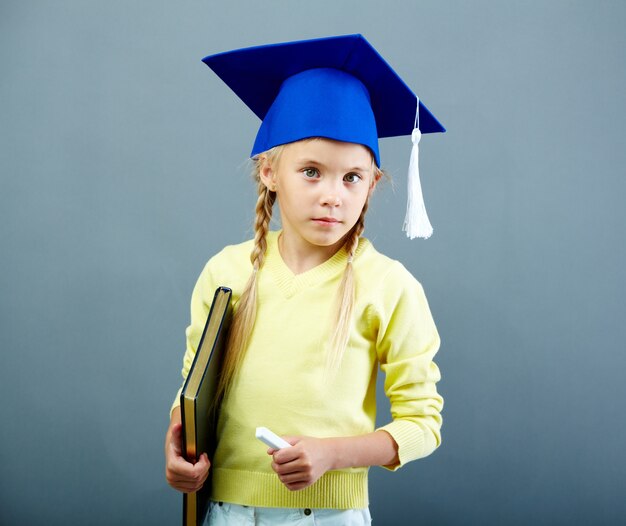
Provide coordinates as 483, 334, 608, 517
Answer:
172, 231, 443, 509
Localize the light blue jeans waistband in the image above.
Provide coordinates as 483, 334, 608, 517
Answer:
206, 500, 372, 525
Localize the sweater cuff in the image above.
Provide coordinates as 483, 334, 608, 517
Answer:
376, 420, 427, 472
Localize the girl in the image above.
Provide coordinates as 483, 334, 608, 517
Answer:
165, 34, 445, 525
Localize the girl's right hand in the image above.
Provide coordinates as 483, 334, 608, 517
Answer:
165, 408, 211, 493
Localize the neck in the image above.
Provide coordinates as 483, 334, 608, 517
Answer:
278, 232, 345, 275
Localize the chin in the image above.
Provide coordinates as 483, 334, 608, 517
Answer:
307, 231, 350, 248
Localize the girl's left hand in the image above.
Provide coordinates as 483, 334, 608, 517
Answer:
268, 436, 335, 491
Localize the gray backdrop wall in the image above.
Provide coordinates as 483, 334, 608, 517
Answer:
1, 1, 624, 525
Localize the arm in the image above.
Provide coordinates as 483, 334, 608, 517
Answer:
164, 407, 211, 493
269, 430, 399, 492
373, 264, 443, 470
165, 261, 216, 492
271, 263, 442, 491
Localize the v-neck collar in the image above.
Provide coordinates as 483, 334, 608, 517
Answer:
263, 230, 366, 298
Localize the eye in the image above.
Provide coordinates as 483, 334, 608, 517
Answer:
344, 173, 362, 184
302, 167, 320, 179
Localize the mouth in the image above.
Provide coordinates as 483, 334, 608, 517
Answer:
312, 217, 341, 225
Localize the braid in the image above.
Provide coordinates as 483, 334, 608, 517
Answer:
216, 160, 277, 401
250, 181, 276, 270
218, 146, 378, 392
345, 200, 368, 260
326, 199, 369, 375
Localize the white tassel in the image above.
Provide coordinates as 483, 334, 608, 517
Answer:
403, 127, 433, 239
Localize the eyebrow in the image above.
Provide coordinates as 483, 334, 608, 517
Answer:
295, 159, 371, 172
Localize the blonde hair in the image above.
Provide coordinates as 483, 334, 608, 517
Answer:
216, 141, 383, 399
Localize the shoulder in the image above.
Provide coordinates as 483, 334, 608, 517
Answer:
354, 237, 424, 294
355, 240, 438, 351
194, 234, 262, 299
204, 237, 255, 274
354, 238, 434, 330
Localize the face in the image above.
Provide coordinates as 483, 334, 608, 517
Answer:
260, 138, 378, 255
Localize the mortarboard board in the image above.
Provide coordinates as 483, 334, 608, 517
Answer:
202, 34, 445, 239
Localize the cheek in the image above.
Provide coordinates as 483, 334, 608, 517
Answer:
277, 193, 302, 218
353, 188, 370, 209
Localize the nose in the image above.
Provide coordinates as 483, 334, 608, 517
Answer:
321, 193, 342, 207
320, 181, 342, 207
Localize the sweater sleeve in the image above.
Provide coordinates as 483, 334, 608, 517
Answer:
169, 259, 216, 416
372, 262, 443, 470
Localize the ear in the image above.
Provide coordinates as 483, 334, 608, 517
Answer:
368, 169, 382, 196
258, 155, 278, 192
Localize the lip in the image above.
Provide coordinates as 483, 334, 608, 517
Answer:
312, 217, 341, 224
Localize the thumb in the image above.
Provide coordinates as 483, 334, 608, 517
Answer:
198, 453, 211, 469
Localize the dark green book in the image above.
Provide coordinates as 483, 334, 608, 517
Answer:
180, 286, 232, 526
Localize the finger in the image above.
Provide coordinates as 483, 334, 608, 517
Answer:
193, 455, 211, 478
284, 480, 310, 492
168, 468, 207, 487
168, 466, 202, 485
281, 436, 301, 446
177, 482, 205, 493
169, 462, 209, 489
279, 471, 309, 484
168, 455, 202, 480
194, 461, 211, 489
196, 453, 211, 469
190, 469, 209, 490
168, 474, 205, 493
172, 478, 203, 491
271, 460, 304, 476
273, 446, 301, 464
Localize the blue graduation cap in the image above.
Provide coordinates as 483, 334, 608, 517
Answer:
202, 34, 445, 239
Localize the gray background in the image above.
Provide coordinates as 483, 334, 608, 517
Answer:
1, 1, 624, 524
